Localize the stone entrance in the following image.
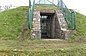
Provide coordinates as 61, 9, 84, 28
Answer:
32, 10, 71, 39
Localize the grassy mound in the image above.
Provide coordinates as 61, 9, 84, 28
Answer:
0, 6, 86, 55
0, 6, 28, 39
71, 13, 86, 41
0, 6, 86, 40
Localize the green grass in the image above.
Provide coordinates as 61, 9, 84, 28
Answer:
70, 13, 86, 41
35, 4, 58, 10
0, 6, 86, 56
76, 13, 86, 35
0, 6, 28, 39
0, 39, 86, 56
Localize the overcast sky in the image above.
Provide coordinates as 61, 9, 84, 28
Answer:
0, 0, 86, 16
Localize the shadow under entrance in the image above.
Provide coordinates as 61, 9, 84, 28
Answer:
40, 12, 56, 39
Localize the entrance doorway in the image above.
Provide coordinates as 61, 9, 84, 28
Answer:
40, 12, 55, 39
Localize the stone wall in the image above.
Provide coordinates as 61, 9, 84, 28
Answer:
32, 10, 72, 39
32, 11, 41, 39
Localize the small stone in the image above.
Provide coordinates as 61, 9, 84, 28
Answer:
14, 49, 17, 51
61, 49, 64, 51
32, 33, 36, 36
33, 18, 36, 20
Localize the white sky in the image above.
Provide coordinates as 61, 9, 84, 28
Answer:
0, 0, 86, 16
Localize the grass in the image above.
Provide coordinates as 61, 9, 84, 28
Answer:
70, 13, 86, 41
0, 6, 86, 56
35, 4, 58, 10
0, 6, 28, 39
0, 39, 86, 56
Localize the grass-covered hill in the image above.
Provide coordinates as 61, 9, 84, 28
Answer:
0, 6, 86, 40
71, 13, 86, 41
0, 6, 86, 55
0, 7, 28, 39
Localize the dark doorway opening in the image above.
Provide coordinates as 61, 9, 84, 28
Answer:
40, 12, 55, 39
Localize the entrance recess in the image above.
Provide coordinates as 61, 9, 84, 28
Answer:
29, 0, 76, 39
40, 11, 55, 39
